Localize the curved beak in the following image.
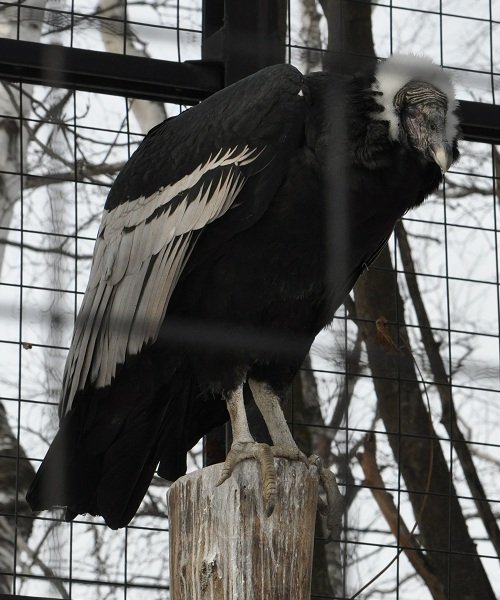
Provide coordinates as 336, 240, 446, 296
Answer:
430, 143, 453, 174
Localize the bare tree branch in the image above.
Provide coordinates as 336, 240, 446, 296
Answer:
357, 432, 447, 600
0, 517, 70, 599
0, 238, 92, 260
25, 160, 123, 189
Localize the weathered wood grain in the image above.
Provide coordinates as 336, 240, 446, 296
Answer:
168, 459, 319, 599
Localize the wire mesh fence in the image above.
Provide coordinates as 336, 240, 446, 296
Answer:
0, 0, 202, 59
0, 0, 499, 598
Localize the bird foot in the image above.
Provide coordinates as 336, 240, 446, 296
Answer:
309, 454, 343, 540
216, 441, 309, 516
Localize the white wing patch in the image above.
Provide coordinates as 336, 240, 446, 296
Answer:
60, 145, 263, 415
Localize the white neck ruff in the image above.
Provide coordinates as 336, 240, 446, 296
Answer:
372, 54, 459, 144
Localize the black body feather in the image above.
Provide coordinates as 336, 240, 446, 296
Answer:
27, 61, 457, 529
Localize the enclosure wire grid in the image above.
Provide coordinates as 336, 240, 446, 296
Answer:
0, 0, 499, 598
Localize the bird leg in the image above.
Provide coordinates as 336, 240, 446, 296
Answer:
249, 379, 342, 538
248, 379, 308, 462
215, 380, 342, 532
215, 383, 278, 516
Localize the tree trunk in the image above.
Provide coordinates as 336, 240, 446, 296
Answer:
0, 0, 47, 267
168, 460, 319, 600
97, 0, 166, 132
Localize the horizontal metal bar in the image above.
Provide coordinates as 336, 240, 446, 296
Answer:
459, 100, 500, 145
0, 40, 498, 144
0, 595, 56, 600
0, 38, 223, 105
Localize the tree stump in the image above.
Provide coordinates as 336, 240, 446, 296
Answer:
168, 459, 319, 599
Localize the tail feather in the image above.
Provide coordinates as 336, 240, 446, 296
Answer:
157, 385, 229, 482
26, 403, 102, 517
96, 397, 180, 529
27, 376, 185, 529
27, 361, 231, 529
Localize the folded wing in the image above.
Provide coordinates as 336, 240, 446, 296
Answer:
61, 146, 265, 415
60, 63, 306, 416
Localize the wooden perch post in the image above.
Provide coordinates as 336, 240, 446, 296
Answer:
168, 459, 319, 599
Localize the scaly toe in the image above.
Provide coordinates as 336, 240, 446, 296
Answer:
215, 441, 255, 487
253, 443, 277, 516
271, 446, 309, 467
215, 441, 277, 516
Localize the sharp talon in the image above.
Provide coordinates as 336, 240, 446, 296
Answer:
215, 468, 230, 487
216, 441, 251, 486
216, 446, 241, 486
264, 491, 276, 516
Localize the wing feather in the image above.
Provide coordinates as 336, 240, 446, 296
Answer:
88, 238, 106, 290
137, 216, 157, 260
96, 262, 150, 385
131, 234, 192, 351
60, 147, 262, 415
129, 240, 179, 354
108, 228, 134, 286
176, 185, 208, 233
63, 281, 114, 405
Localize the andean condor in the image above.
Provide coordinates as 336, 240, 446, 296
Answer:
27, 55, 460, 529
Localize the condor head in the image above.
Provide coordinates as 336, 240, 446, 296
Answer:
373, 55, 459, 174
397, 81, 455, 173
